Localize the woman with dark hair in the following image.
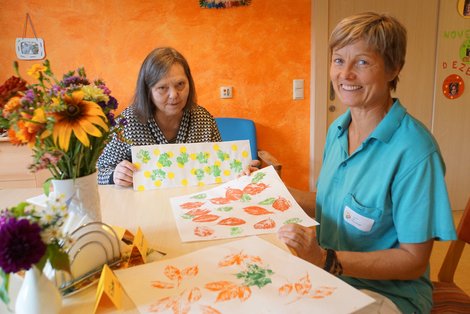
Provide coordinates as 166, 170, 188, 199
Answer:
97, 47, 221, 186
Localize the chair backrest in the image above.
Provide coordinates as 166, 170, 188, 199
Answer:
437, 197, 470, 282
215, 118, 258, 160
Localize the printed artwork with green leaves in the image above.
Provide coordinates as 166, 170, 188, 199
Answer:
114, 237, 375, 313
131, 140, 251, 191
170, 166, 318, 242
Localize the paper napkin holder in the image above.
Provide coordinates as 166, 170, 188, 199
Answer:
52, 221, 122, 296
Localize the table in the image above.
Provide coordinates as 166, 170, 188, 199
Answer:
0, 184, 288, 313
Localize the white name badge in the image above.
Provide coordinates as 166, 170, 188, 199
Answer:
343, 205, 375, 232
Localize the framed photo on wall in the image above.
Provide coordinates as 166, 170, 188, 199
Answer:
15, 38, 45, 60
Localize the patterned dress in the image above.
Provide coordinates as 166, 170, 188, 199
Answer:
97, 104, 221, 184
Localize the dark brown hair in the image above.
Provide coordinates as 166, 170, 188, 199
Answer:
133, 47, 197, 123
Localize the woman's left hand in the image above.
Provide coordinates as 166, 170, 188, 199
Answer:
278, 224, 325, 267
240, 159, 261, 176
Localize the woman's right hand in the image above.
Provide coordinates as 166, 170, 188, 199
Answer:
113, 160, 137, 187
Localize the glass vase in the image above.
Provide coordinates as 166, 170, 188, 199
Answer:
15, 265, 62, 314
51, 171, 102, 222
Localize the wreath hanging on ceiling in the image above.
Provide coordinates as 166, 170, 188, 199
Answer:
199, 0, 251, 9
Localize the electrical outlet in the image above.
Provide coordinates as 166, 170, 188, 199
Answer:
220, 86, 233, 99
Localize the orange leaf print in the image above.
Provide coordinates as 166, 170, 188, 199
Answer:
243, 206, 273, 215
186, 208, 211, 216
200, 305, 222, 314
192, 214, 220, 222
237, 285, 252, 301
253, 218, 276, 229
225, 188, 243, 201
182, 265, 199, 277
151, 280, 175, 289
148, 296, 176, 312
218, 251, 249, 267
209, 197, 231, 205
279, 283, 293, 296
187, 287, 202, 303
215, 287, 240, 302
180, 201, 205, 209
217, 217, 246, 226
272, 196, 291, 212
194, 226, 214, 237
205, 281, 236, 291
294, 273, 311, 295
164, 265, 182, 282
242, 182, 269, 195
309, 286, 336, 299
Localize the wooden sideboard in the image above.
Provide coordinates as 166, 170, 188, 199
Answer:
0, 137, 49, 188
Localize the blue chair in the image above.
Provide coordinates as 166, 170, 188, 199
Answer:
215, 117, 282, 176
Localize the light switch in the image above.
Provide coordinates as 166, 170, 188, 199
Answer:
220, 86, 233, 99
293, 79, 304, 100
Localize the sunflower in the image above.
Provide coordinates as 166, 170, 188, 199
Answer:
52, 90, 109, 151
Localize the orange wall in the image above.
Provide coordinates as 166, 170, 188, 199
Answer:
0, 0, 311, 190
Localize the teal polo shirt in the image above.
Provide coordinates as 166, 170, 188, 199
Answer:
316, 99, 457, 313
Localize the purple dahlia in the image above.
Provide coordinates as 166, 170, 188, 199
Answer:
0, 217, 46, 273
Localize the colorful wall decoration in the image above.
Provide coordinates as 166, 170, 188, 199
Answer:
132, 140, 251, 191
170, 166, 317, 242
114, 237, 374, 313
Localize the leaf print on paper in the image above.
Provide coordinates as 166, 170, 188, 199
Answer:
254, 218, 276, 229
180, 201, 205, 209
194, 226, 215, 237
217, 217, 246, 226
258, 197, 276, 205
272, 196, 291, 212
216, 206, 233, 212
216, 149, 230, 161
204, 281, 252, 303
243, 206, 273, 215
230, 227, 243, 236
137, 149, 151, 163
176, 152, 189, 167
229, 159, 243, 173
192, 214, 220, 222
196, 151, 210, 163
151, 169, 166, 180
283, 218, 303, 224
218, 251, 262, 267
251, 171, 266, 183
191, 193, 207, 200
209, 197, 231, 205
225, 188, 244, 201
242, 183, 269, 195
278, 273, 336, 303
235, 263, 274, 288
158, 152, 173, 167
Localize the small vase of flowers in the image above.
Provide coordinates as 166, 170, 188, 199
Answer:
0, 61, 125, 221
0, 193, 71, 312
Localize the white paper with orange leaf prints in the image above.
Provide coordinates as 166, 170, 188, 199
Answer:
131, 140, 252, 191
114, 237, 374, 313
170, 166, 318, 242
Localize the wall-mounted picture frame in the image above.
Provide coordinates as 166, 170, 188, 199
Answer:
16, 38, 45, 60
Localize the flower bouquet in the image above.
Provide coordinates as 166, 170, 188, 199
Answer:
0, 60, 124, 180
0, 193, 71, 309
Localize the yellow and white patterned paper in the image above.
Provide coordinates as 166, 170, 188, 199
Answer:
131, 140, 251, 191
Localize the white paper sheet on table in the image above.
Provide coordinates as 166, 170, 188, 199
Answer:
114, 236, 374, 314
170, 165, 318, 242
131, 140, 252, 191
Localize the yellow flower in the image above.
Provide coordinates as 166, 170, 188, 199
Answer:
52, 91, 108, 151
190, 153, 197, 160
181, 179, 188, 186
242, 150, 249, 158
134, 163, 141, 170
144, 171, 151, 178
137, 185, 145, 191
27, 64, 47, 79
198, 181, 205, 187
213, 144, 220, 151
231, 144, 238, 151
153, 149, 160, 156
180, 146, 187, 153
215, 177, 222, 183
81, 85, 109, 103
168, 172, 175, 179
154, 180, 162, 187
223, 169, 231, 176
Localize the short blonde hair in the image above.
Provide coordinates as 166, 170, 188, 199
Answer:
329, 12, 407, 91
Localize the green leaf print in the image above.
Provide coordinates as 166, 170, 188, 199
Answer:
230, 227, 243, 236
151, 169, 166, 180
283, 218, 303, 224
235, 264, 274, 288
176, 152, 189, 166
217, 150, 230, 161
158, 153, 172, 167
258, 197, 276, 205
191, 193, 207, 199
251, 172, 266, 183
196, 152, 209, 164
137, 150, 151, 163
211, 165, 222, 177
194, 168, 205, 181
230, 159, 242, 173
240, 194, 252, 202
217, 206, 233, 212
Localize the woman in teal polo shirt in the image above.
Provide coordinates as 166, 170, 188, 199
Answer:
277, 12, 457, 313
